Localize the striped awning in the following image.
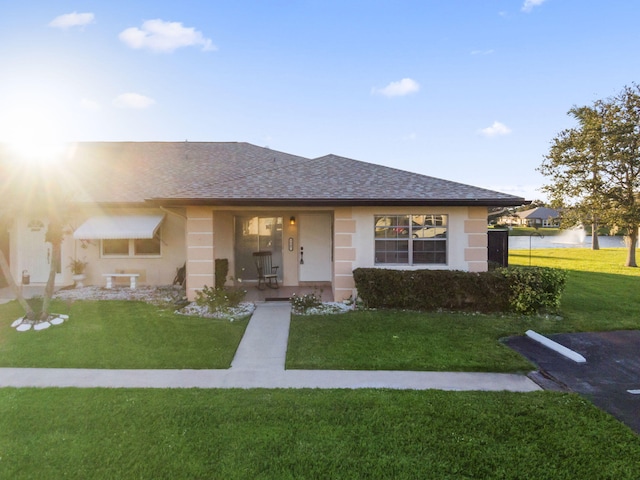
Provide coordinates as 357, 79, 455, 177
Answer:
73, 214, 165, 240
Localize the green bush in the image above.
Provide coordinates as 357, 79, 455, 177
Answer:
215, 258, 229, 290
352, 267, 567, 315
195, 285, 246, 313
497, 266, 568, 315
290, 292, 323, 314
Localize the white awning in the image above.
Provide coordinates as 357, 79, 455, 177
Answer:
73, 215, 165, 240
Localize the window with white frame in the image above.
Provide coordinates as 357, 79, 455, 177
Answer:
101, 231, 161, 257
374, 214, 447, 265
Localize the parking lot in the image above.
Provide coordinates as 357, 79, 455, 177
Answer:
505, 330, 640, 434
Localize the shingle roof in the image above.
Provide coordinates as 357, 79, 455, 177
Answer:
516, 207, 559, 220
1, 142, 526, 207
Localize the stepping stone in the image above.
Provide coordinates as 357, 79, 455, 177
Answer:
11, 318, 23, 328
58, 314, 69, 320
50, 317, 65, 325
16, 324, 32, 332
34, 322, 51, 331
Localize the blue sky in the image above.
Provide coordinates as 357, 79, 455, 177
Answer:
1, 1, 640, 201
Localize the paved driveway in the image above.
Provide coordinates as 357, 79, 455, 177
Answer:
505, 330, 640, 434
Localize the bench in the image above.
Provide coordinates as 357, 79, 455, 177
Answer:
102, 273, 140, 289
253, 251, 279, 289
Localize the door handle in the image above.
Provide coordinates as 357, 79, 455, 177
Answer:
300, 246, 304, 265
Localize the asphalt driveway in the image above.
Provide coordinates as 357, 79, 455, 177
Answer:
505, 330, 640, 434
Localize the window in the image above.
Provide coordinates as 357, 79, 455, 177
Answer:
375, 214, 447, 265
102, 232, 161, 257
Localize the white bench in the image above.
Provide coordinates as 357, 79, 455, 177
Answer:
102, 273, 140, 290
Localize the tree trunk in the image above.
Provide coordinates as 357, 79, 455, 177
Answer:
40, 241, 61, 320
591, 221, 600, 250
0, 249, 35, 319
625, 227, 638, 267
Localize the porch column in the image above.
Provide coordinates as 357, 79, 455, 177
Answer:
465, 207, 488, 272
333, 207, 357, 302
185, 206, 215, 301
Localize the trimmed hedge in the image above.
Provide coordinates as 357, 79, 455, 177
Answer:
352, 267, 567, 315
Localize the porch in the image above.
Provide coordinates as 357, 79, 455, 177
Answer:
242, 282, 334, 303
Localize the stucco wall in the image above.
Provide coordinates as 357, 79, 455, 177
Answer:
334, 206, 489, 301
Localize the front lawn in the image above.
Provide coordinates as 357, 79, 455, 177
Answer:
287, 310, 534, 372
0, 300, 247, 369
1, 388, 638, 479
288, 247, 640, 371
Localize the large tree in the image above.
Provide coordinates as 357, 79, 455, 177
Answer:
539, 84, 640, 265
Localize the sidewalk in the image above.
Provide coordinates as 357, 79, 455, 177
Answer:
0, 302, 541, 392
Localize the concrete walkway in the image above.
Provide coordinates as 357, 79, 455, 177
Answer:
0, 302, 540, 392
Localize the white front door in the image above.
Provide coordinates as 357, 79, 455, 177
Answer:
299, 214, 332, 282
23, 219, 59, 283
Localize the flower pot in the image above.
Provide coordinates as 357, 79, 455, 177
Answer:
72, 274, 86, 288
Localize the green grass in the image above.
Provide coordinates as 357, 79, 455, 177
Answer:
288, 247, 640, 372
0, 300, 247, 369
510, 248, 640, 331
1, 388, 638, 479
287, 310, 534, 372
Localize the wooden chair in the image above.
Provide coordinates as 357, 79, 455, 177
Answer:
253, 251, 279, 289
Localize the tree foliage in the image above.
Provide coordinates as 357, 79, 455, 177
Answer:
539, 84, 640, 265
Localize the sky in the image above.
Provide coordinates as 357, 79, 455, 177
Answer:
1, 1, 640, 202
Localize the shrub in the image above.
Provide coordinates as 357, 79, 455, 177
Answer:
352, 267, 567, 315
290, 292, 323, 314
215, 259, 229, 290
353, 268, 510, 313
195, 285, 246, 313
496, 266, 568, 315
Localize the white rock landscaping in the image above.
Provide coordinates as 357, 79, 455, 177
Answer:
11, 314, 67, 333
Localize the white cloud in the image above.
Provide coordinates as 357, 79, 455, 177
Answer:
119, 19, 216, 53
49, 12, 95, 29
479, 121, 512, 137
80, 98, 101, 111
471, 49, 495, 56
372, 78, 420, 97
113, 93, 156, 109
522, 0, 547, 13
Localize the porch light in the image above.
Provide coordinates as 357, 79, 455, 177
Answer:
290, 216, 296, 226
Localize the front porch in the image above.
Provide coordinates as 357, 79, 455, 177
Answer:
242, 282, 334, 303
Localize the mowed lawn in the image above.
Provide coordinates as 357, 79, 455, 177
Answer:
1, 389, 639, 479
2, 248, 640, 478
0, 300, 247, 369
287, 247, 640, 371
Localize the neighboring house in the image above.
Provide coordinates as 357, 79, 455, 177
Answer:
503, 207, 560, 228
1, 142, 525, 301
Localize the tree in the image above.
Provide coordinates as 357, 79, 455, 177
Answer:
539, 84, 640, 265
0, 145, 71, 321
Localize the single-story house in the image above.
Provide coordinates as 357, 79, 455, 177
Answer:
1, 142, 526, 301
499, 207, 560, 228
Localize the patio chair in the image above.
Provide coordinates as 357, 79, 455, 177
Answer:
253, 251, 279, 289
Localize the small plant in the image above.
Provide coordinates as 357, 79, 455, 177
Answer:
290, 291, 323, 314
195, 285, 247, 313
68, 257, 87, 275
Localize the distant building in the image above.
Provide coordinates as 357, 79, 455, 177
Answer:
499, 207, 560, 228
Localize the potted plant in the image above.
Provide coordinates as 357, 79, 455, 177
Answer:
68, 257, 88, 288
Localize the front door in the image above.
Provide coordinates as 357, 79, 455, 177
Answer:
23, 219, 61, 283
299, 213, 332, 282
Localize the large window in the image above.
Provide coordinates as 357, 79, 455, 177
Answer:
374, 214, 447, 265
102, 231, 161, 257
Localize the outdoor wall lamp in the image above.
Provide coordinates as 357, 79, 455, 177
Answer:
290, 216, 296, 226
